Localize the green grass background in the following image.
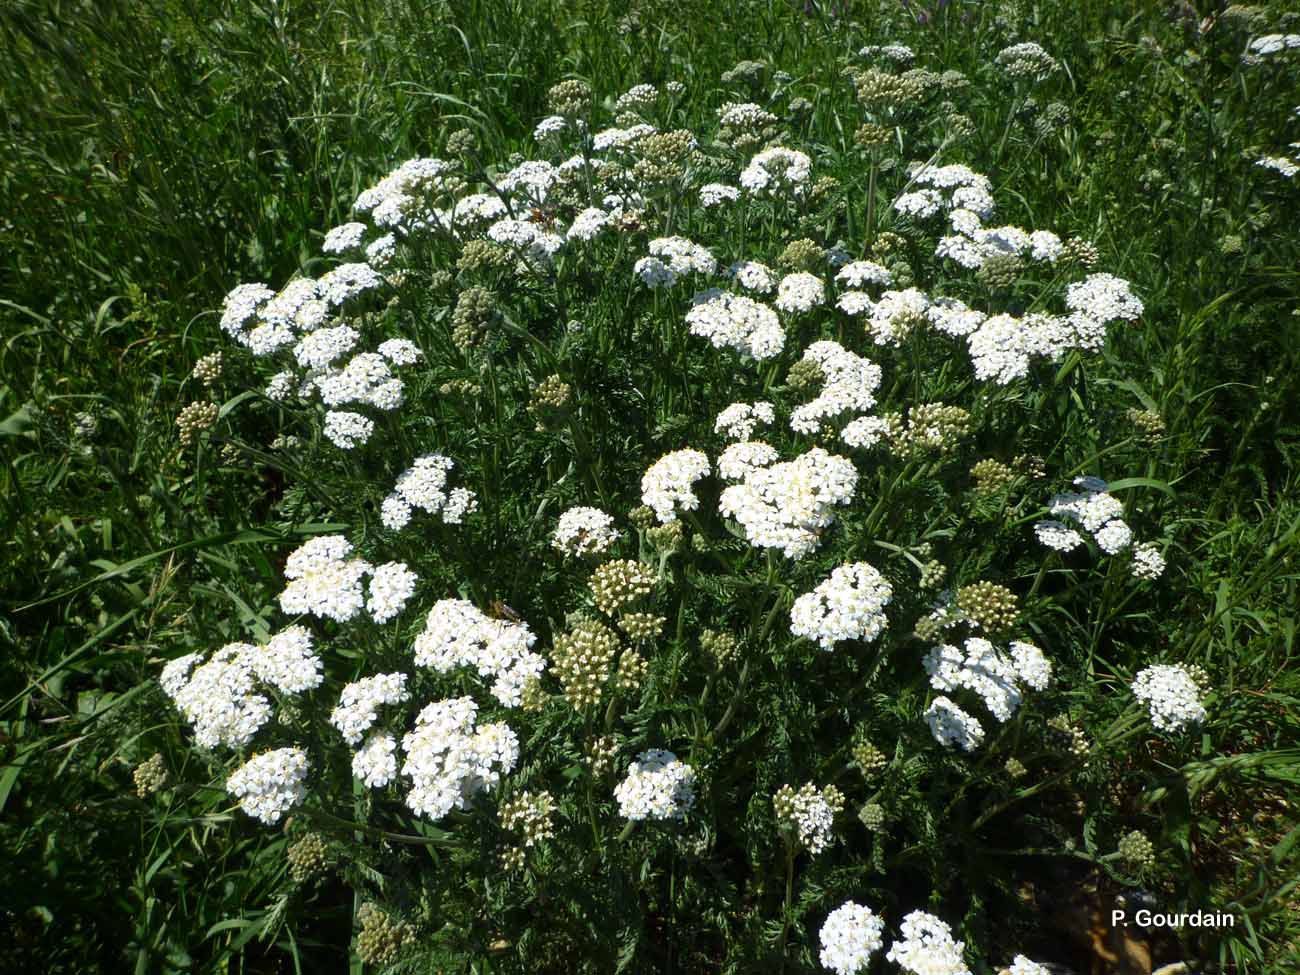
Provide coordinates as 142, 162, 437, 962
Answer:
2, 0, 1299, 971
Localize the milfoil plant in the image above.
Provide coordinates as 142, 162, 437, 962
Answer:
158, 49, 1210, 974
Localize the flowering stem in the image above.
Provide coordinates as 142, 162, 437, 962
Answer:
777, 841, 796, 971
617, 820, 635, 843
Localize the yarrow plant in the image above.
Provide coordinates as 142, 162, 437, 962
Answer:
152, 52, 1235, 973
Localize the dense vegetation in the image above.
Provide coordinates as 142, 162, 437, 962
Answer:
3, 2, 1298, 973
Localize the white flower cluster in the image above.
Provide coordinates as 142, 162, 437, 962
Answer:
401, 696, 520, 820
353, 732, 399, 788
777, 783, 841, 854
728, 259, 777, 293
161, 645, 270, 750
860, 287, 932, 346
368, 561, 419, 624
412, 599, 547, 707
790, 562, 893, 650
553, 506, 620, 556
790, 341, 882, 434
885, 911, 972, 975
700, 182, 741, 207
1131, 664, 1207, 733
634, 236, 717, 287
641, 448, 711, 523
898, 163, 995, 222
1035, 476, 1163, 576
685, 289, 785, 359
160, 627, 325, 750
226, 747, 310, 824
329, 672, 410, 746
1007, 956, 1052, 975
717, 440, 780, 481
775, 271, 826, 314
924, 637, 1051, 728
247, 624, 324, 694
924, 696, 986, 752
819, 902, 885, 975
354, 156, 457, 232
715, 401, 775, 441
279, 535, 416, 624
935, 223, 1062, 271
312, 351, 405, 411
719, 447, 858, 559
1246, 33, 1300, 58
381, 454, 478, 531
614, 748, 697, 821
739, 146, 812, 198
1256, 153, 1300, 178
718, 101, 777, 128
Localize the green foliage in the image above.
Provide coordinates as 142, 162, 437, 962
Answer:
4, 1, 1300, 973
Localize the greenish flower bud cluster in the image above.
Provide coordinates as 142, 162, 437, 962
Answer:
590, 559, 655, 614
551, 620, 619, 709
956, 581, 1019, 632
1117, 830, 1155, 871
133, 752, 168, 797
191, 352, 223, 385
355, 903, 415, 966
500, 790, 556, 847
618, 611, 664, 643
547, 79, 592, 116
176, 401, 218, 445
451, 286, 496, 351
287, 832, 328, 884
701, 628, 739, 665
858, 802, 885, 831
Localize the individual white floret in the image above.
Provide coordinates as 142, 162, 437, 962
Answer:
790, 562, 893, 650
